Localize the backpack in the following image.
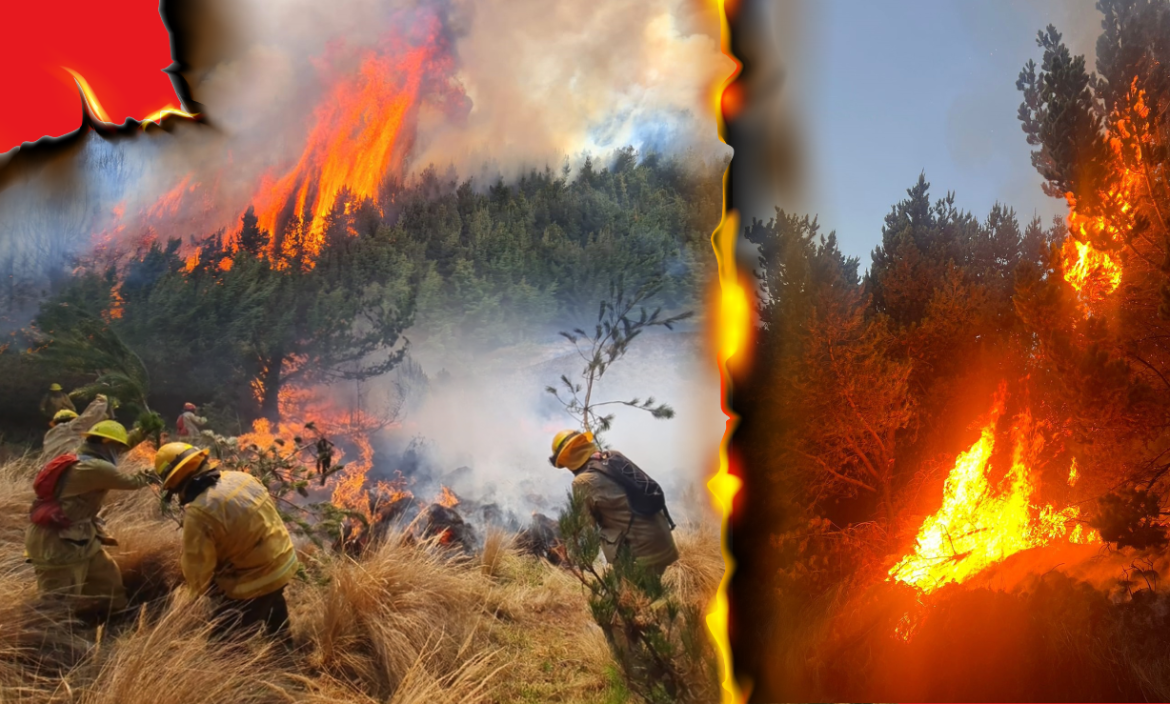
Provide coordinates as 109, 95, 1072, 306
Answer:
176, 413, 188, 436
587, 452, 676, 530
29, 453, 79, 529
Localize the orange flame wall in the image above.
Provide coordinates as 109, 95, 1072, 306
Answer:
707, 0, 747, 701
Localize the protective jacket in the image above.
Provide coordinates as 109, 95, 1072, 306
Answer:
180, 470, 298, 600
571, 451, 679, 574
41, 397, 109, 461
176, 411, 207, 438
40, 391, 77, 418
24, 444, 153, 605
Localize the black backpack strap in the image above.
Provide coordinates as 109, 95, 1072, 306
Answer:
588, 456, 674, 530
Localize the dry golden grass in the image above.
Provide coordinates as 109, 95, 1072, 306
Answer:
0, 457, 722, 704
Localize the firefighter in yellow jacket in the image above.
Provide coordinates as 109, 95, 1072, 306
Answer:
154, 442, 298, 636
550, 429, 679, 576
25, 420, 155, 611
40, 383, 77, 419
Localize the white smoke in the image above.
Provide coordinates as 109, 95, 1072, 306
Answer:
367, 327, 722, 525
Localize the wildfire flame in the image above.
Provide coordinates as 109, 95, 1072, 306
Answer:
1061, 236, 1122, 308
1060, 79, 1151, 313
236, 357, 391, 530
252, 20, 448, 260
889, 386, 1098, 594
437, 485, 460, 509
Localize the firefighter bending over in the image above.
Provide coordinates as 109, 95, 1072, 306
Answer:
154, 442, 298, 637
550, 429, 678, 576
25, 420, 155, 612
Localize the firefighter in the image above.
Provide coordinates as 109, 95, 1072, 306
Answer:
154, 442, 298, 637
40, 383, 77, 419
176, 403, 207, 439
25, 420, 155, 612
550, 429, 679, 577
315, 435, 335, 484
42, 395, 110, 461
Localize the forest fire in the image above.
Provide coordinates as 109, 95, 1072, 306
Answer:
1058, 80, 1151, 313
236, 365, 386, 524
889, 386, 1098, 594
1061, 236, 1122, 308
251, 17, 453, 260
78, 11, 463, 274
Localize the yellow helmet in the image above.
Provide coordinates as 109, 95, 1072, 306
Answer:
154, 442, 213, 491
85, 420, 130, 446
550, 429, 595, 469
49, 383, 63, 392
51, 409, 78, 426
551, 429, 579, 456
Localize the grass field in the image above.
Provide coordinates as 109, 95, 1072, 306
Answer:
0, 453, 723, 703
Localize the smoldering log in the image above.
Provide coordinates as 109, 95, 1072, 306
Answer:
403, 503, 479, 555
515, 512, 563, 564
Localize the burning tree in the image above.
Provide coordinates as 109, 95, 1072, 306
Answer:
246, 211, 417, 422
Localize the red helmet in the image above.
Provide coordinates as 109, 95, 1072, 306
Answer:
183, 402, 197, 411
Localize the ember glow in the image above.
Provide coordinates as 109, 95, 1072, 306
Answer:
889, 386, 1098, 594
64, 68, 111, 123
707, 0, 745, 697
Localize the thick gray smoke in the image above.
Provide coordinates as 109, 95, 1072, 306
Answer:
362, 327, 722, 525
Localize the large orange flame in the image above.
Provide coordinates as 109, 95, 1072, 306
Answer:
437, 485, 460, 509
889, 386, 1098, 594
707, 0, 746, 698
252, 21, 446, 260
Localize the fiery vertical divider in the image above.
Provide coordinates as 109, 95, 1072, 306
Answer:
706, 0, 747, 702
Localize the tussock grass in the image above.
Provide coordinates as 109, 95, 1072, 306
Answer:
0, 458, 722, 703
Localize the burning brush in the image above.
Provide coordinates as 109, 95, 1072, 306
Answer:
889, 383, 1099, 595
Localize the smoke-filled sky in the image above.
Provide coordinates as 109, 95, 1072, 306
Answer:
763, 0, 1100, 264
197, 0, 731, 179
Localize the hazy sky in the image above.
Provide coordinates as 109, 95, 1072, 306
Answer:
770, 0, 1101, 264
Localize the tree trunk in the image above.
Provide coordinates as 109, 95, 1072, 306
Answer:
260, 352, 284, 422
